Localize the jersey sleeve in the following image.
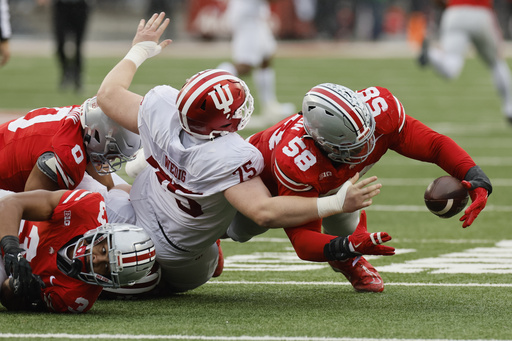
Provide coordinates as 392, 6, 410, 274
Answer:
364, 86, 475, 179
391, 115, 476, 180
51, 108, 88, 189
52, 190, 108, 229
42, 280, 102, 313
361, 86, 406, 135
138, 85, 179, 141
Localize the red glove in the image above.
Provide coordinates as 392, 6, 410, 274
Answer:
348, 211, 395, 256
459, 181, 488, 228
323, 211, 395, 261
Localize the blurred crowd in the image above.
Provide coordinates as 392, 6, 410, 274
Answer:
5, 0, 512, 43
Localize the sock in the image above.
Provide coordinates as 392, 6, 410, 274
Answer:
253, 67, 277, 106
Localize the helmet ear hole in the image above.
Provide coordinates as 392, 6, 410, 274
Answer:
94, 130, 101, 143
200, 100, 207, 111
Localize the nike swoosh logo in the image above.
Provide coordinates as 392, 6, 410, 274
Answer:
354, 242, 362, 248
50, 276, 56, 286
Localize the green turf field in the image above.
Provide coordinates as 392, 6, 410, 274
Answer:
0, 54, 511, 341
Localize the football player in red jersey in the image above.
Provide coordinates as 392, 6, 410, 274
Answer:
95, 12, 391, 295
0, 96, 140, 193
0, 189, 156, 313
227, 83, 492, 293
418, 0, 512, 123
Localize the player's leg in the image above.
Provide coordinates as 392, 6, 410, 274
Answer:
252, 22, 296, 121
322, 211, 384, 293
156, 242, 219, 293
473, 10, 512, 122
226, 211, 269, 242
53, 2, 70, 90
70, 1, 89, 92
425, 8, 469, 79
217, 6, 259, 77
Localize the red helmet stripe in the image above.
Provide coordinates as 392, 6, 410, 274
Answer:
177, 69, 237, 115
310, 86, 366, 132
121, 247, 156, 267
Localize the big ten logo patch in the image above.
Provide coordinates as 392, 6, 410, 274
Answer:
64, 210, 72, 226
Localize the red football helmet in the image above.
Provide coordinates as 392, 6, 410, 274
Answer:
177, 69, 254, 139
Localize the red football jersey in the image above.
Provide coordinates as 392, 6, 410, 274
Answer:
447, 0, 493, 8
0, 106, 87, 192
249, 86, 476, 261
18, 189, 107, 313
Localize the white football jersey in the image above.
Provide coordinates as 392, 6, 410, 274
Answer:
131, 85, 264, 254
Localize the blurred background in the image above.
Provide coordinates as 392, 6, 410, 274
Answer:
4, 0, 512, 120
7, 0, 512, 43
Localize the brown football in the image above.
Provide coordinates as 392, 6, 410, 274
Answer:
424, 176, 469, 218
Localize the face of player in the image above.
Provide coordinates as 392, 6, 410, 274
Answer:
84, 238, 111, 277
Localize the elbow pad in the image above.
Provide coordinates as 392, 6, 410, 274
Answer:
36, 152, 58, 183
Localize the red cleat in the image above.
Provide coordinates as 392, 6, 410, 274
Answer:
329, 256, 384, 293
213, 239, 224, 278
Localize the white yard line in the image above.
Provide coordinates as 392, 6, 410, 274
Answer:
207, 281, 512, 288
0, 334, 510, 341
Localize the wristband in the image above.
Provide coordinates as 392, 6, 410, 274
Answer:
317, 180, 351, 218
464, 165, 493, 195
123, 41, 162, 69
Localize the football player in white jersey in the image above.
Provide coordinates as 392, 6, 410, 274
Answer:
217, 0, 295, 126
96, 13, 391, 294
418, 0, 512, 123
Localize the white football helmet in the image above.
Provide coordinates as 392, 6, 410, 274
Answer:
71, 223, 156, 288
80, 97, 142, 174
176, 69, 254, 140
302, 83, 375, 164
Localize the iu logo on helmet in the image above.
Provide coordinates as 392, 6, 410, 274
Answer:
209, 84, 234, 115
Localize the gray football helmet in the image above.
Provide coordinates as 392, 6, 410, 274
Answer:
80, 97, 141, 174
71, 223, 156, 288
302, 83, 375, 164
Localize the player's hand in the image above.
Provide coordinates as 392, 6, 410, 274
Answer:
459, 181, 488, 228
1, 236, 33, 296
25, 274, 46, 310
132, 12, 172, 50
323, 211, 395, 261
342, 173, 382, 213
347, 210, 394, 256
459, 166, 492, 228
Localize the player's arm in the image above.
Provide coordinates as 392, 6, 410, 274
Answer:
224, 173, 380, 228
393, 115, 492, 227
0, 190, 64, 304
392, 115, 476, 179
96, 12, 172, 134
285, 211, 394, 262
0, 190, 65, 240
25, 163, 60, 192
